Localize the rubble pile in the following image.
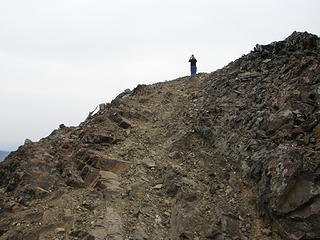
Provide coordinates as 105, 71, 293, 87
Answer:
195, 31, 320, 239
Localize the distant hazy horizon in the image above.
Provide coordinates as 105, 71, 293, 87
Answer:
1, 0, 319, 151
1, 145, 18, 152
0, 150, 10, 161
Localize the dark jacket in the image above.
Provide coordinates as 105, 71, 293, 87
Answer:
189, 58, 197, 66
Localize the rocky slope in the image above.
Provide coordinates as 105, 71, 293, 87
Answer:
0, 31, 320, 240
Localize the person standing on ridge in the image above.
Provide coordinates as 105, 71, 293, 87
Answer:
189, 54, 197, 75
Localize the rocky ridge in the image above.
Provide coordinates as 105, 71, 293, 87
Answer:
0, 31, 320, 240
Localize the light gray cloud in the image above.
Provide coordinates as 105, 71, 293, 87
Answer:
1, 0, 319, 150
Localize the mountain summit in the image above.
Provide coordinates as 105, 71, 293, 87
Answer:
1, 31, 320, 240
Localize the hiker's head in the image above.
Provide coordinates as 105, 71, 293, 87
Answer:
191, 54, 194, 58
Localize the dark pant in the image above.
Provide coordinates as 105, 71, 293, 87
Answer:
191, 66, 197, 75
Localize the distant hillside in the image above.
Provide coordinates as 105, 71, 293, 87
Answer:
0, 151, 9, 162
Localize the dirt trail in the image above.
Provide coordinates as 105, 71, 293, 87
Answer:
90, 73, 272, 239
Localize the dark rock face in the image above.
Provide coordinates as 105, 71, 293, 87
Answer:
194, 31, 320, 239
0, 31, 319, 240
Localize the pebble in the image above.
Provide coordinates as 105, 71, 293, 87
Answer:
152, 184, 163, 189
55, 228, 66, 234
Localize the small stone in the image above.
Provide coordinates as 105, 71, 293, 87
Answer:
99, 103, 106, 111
164, 211, 171, 217
155, 214, 161, 224
208, 170, 216, 177
153, 184, 163, 189
169, 151, 181, 159
246, 223, 251, 231
55, 228, 66, 234
119, 119, 132, 129
132, 208, 140, 218
142, 157, 156, 168
209, 185, 216, 194
24, 139, 33, 145
166, 183, 179, 197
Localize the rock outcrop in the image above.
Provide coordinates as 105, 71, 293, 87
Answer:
0, 31, 319, 240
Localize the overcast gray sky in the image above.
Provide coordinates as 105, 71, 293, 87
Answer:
1, 0, 319, 151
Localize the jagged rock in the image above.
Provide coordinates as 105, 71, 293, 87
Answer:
93, 170, 121, 198
24, 138, 33, 144
99, 103, 106, 111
